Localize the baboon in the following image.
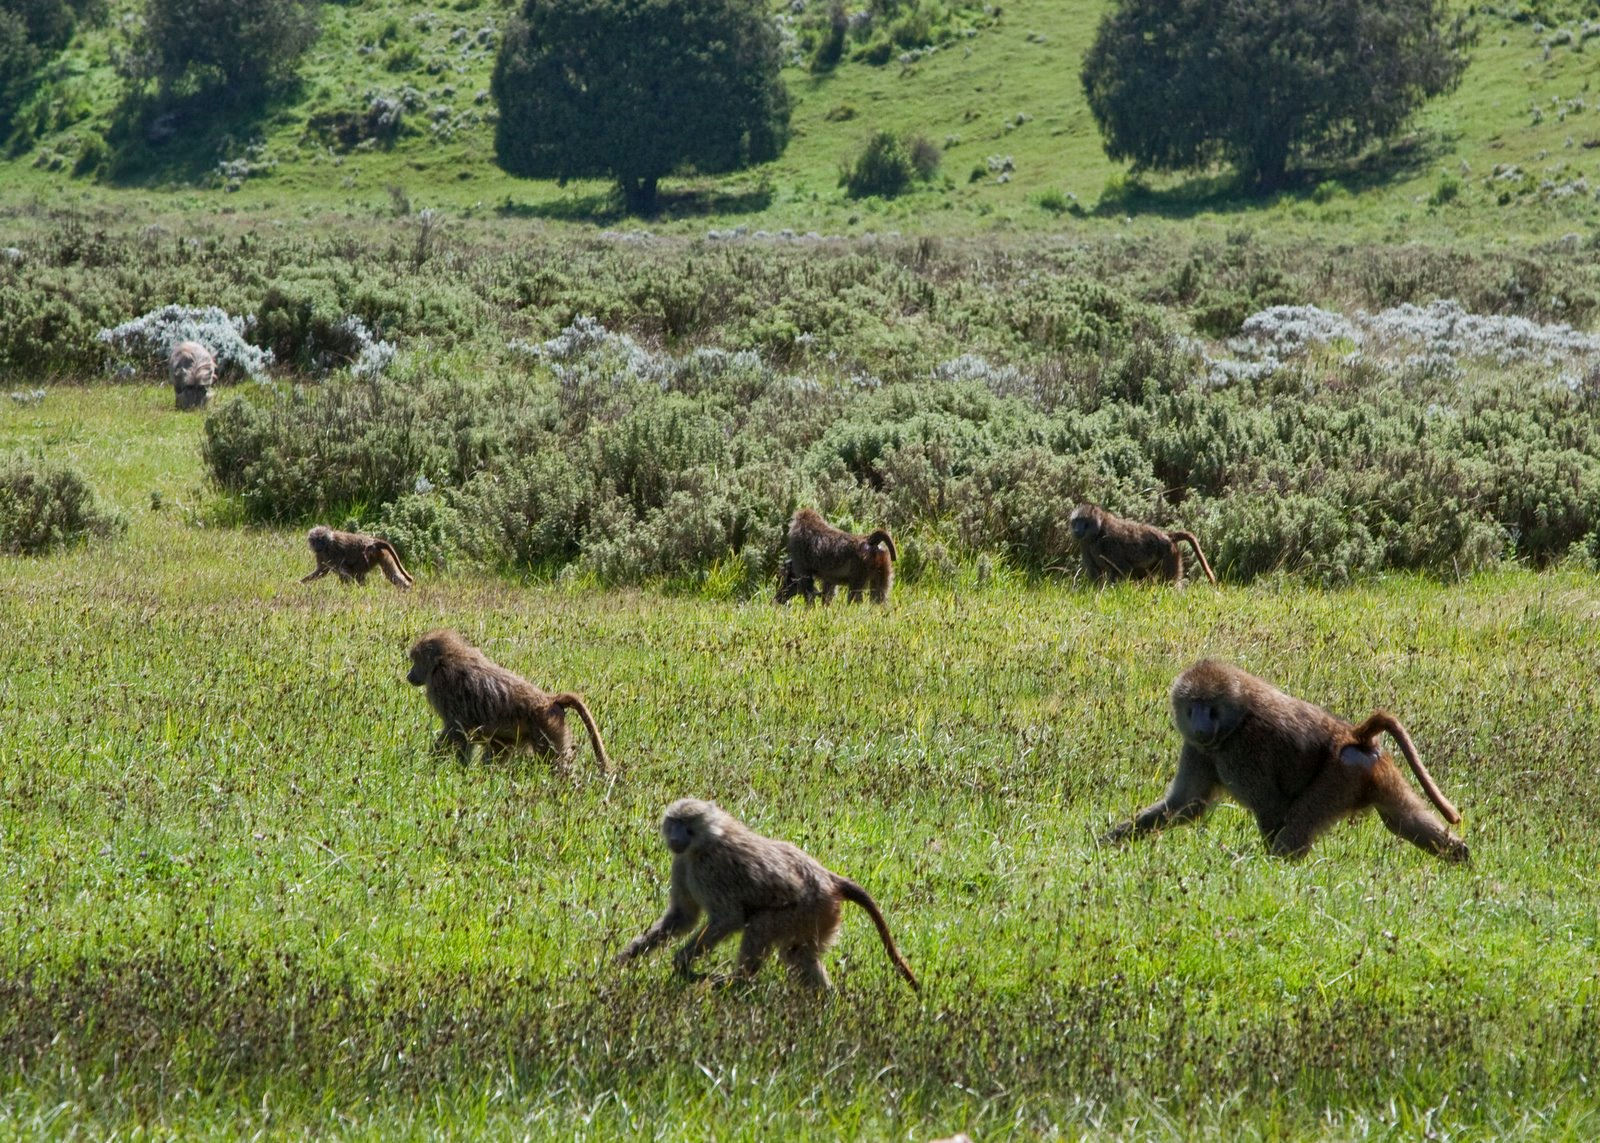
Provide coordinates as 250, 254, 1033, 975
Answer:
776, 508, 897, 604
1068, 503, 1216, 586
618, 798, 919, 991
1103, 659, 1468, 861
405, 628, 610, 773
301, 525, 414, 590
168, 340, 216, 410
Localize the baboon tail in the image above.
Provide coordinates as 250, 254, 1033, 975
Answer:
1169, 531, 1217, 584
372, 540, 414, 589
865, 529, 898, 561
837, 877, 920, 992
552, 693, 610, 774
1357, 712, 1462, 824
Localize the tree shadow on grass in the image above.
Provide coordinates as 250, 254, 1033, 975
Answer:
1092, 132, 1452, 220
100, 84, 303, 188
496, 180, 775, 224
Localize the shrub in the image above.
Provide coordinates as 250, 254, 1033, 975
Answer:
0, 454, 125, 554
122, 0, 319, 97
97, 304, 273, 381
374, 488, 469, 571
841, 130, 912, 199
907, 134, 941, 181
809, 2, 847, 72
202, 378, 444, 522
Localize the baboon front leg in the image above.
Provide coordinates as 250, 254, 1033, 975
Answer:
1103, 745, 1220, 843
620, 898, 700, 963
820, 582, 838, 604
434, 726, 474, 764
300, 563, 331, 583
673, 914, 742, 978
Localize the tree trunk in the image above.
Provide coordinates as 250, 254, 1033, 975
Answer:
620, 176, 660, 216
1250, 142, 1290, 194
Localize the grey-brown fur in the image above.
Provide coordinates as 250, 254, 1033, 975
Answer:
1104, 659, 1467, 861
618, 798, 919, 991
776, 508, 897, 604
1068, 502, 1216, 586
405, 628, 610, 773
302, 525, 414, 590
169, 340, 216, 410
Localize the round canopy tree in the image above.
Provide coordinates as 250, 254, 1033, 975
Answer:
493, 0, 791, 216
1081, 0, 1471, 192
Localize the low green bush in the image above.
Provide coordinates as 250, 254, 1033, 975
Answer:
0, 454, 125, 554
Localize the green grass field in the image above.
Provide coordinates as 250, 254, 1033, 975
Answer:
7, 0, 1600, 241
3, 387, 1598, 1138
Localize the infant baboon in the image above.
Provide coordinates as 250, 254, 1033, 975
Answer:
776, 508, 897, 604
619, 798, 919, 991
1068, 503, 1216, 586
301, 525, 414, 590
1104, 659, 1467, 861
405, 629, 610, 773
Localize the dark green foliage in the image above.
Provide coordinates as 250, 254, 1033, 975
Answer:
492, 0, 790, 215
809, 2, 848, 73
1081, 0, 1472, 190
0, 0, 101, 134
122, 0, 319, 98
841, 130, 914, 199
841, 130, 939, 199
0, 454, 124, 554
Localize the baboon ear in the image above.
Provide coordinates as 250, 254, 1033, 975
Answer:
1339, 744, 1380, 770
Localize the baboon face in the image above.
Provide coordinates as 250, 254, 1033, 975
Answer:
1173, 695, 1245, 747
1069, 505, 1101, 540
661, 798, 720, 854
405, 633, 449, 686
1171, 666, 1247, 747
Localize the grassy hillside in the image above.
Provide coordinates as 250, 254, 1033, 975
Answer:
1, 386, 1598, 1137
4, 0, 1600, 241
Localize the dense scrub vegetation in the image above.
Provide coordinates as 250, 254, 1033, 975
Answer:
6, 215, 1599, 587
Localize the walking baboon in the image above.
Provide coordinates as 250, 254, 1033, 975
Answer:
1103, 659, 1467, 861
618, 798, 919, 991
1068, 503, 1216, 586
405, 629, 610, 773
776, 508, 897, 604
302, 525, 414, 590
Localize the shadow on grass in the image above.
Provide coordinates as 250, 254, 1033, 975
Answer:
496, 180, 775, 224
100, 84, 305, 188
1092, 133, 1451, 220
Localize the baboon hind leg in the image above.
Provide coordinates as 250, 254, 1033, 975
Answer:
1371, 768, 1470, 862
780, 944, 832, 989
1270, 763, 1368, 858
